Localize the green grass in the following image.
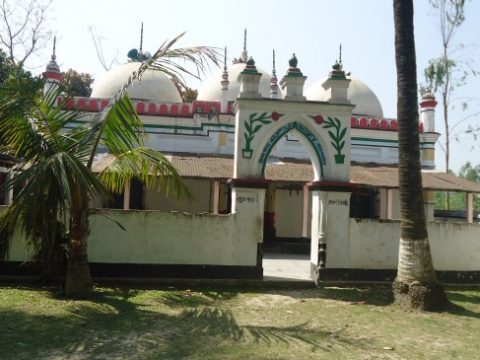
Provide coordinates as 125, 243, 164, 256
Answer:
0, 284, 479, 359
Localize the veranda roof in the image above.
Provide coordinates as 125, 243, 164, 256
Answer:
92, 153, 480, 193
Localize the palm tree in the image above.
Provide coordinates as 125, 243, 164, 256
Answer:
0, 33, 219, 296
392, 0, 448, 311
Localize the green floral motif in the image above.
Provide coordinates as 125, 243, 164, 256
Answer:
242, 112, 281, 159
323, 117, 347, 164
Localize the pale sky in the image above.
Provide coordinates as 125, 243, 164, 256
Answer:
27, 0, 480, 173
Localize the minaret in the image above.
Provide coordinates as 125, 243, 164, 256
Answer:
220, 47, 230, 112
43, 36, 63, 96
419, 92, 437, 133
270, 49, 279, 99
419, 92, 439, 169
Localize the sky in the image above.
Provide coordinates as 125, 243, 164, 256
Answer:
23, 0, 480, 173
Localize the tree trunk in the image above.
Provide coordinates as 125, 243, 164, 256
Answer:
392, 0, 448, 311
65, 189, 92, 297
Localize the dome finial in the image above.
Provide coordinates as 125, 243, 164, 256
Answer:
223, 46, 227, 71
52, 36, 56, 61
339, 43, 342, 66
270, 49, 279, 98
272, 49, 276, 76
45, 36, 60, 72
139, 22, 144, 52
221, 46, 229, 91
330, 43, 350, 79
289, 53, 298, 68
241, 28, 248, 62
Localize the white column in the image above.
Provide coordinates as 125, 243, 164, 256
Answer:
212, 180, 220, 215
310, 190, 327, 278
386, 188, 393, 220
123, 181, 131, 210
466, 192, 474, 224
301, 184, 309, 238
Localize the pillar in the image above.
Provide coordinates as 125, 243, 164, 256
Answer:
301, 184, 309, 238
123, 181, 130, 210
386, 188, 393, 220
211, 180, 220, 214
229, 179, 268, 272
309, 182, 352, 282
466, 192, 474, 224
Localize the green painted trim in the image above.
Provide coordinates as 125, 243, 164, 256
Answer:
259, 121, 326, 177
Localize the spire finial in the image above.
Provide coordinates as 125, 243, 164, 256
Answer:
52, 36, 56, 61
270, 49, 279, 98
139, 22, 144, 52
243, 28, 247, 52
221, 46, 229, 91
240, 28, 248, 62
339, 43, 342, 65
45, 36, 60, 72
223, 46, 227, 71
272, 49, 276, 76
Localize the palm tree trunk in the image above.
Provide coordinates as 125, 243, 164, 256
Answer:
65, 188, 92, 297
392, 0, 448, 311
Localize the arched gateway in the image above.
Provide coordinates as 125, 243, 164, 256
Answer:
231, 56, 354, 280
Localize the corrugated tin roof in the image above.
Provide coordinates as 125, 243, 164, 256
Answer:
92, 153, 480, 193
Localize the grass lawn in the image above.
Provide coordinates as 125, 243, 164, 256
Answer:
0, 284, 479, 359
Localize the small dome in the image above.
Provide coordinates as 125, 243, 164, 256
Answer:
91, 62, 182, 103
197, 62, 283, 101
305, 77, 383, 119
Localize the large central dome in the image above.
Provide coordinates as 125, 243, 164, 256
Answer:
305, 77, 384, 119
197, 62, 282, 101
91, 62, 182, 103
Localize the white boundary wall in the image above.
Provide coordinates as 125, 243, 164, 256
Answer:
7, 206, 263, 267
348, 219, 480, 271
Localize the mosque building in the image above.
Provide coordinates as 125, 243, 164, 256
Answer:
3, 30, 480, 282
36, 31, 480, 253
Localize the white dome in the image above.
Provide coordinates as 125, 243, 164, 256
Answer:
91, 62, 182, 103
197, 62, 283, 101
305, 77, 384, 119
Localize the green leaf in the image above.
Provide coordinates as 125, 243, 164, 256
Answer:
252, 124, 262, 134
328, 130, 337, 142
339, 127, 347, 140
244, 120, 252, 133
339, 140, 345, 151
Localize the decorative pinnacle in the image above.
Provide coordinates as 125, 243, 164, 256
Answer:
223, 46, 227, 71
339, 43, 342, 65
139, 22, 144, 52
221, 46, 229, 90
246, 56, 255, 66
46, 36, 60, 72
289, 53, 298, 68
240, 28, 248, 62
272, 49, 276, 76
270, 49, 278, 97
52, 36, 56, 61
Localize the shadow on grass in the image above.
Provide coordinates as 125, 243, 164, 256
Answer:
0, 286, 365, 359
252, 285, 394, 307
160, 289, 238, 308
445, 291, 480, 319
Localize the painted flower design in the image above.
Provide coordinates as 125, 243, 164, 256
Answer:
314, 115, 324, 125
270, 111, 280, 121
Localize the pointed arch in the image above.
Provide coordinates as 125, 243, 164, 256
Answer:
258, 121, 327, 179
